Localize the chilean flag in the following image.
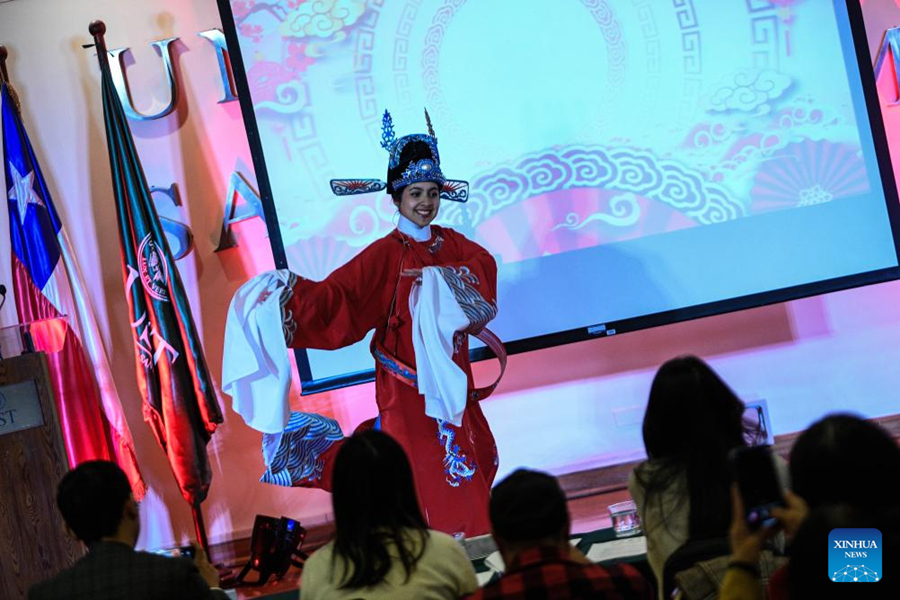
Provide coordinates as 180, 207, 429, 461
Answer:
2, 82, 145, 497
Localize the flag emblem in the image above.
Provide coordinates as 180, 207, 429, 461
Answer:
138, 234, 169, 301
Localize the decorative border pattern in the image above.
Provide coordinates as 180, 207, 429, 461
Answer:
394, 0, 424, 105
280, 271, 299, 346
577, 0, 628, 86
746, 0, 774, 12
634, 0, 661, 74
372, 344, 419, 387
392, 159, 445, 190
750, 15, 779, 69
673, 0, 700, 75
421, 0, 627, 139
354, 0, 386, 142
440, 145, 745, 229
438, 266, 497, 334
260, 412, 344, 487
673, 0, 703, 121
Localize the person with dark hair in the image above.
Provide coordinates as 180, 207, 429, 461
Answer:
468, 469, 652, 600
300, 429, 478, 599
28, 461, 226, 600
224, 109, 505, 537
720, 413, 900, 599
628, 356, 783, 597
788, 413, 900, 510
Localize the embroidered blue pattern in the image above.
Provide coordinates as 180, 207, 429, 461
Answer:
330, 110, 467, 202
392, 158, 445, 191
428, 233, 444, 254
437, 419, 476, 487
260, 412, 344, 487
372, 344, 418, 385
438, 266, 497, 334
330, 179, 387, 196
453, 331, 465, 356
388, 134, 441, 169
380, 109, 396, 151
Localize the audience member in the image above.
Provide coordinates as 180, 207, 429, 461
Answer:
300, 429, 477, 599
788, 413, 900, 510
468, 469, 652, 600
721, 413, 900, 599
28, 461, 226, 600
629, 356, 780, 597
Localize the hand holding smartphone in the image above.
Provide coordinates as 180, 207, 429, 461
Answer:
731, 445, 785, 530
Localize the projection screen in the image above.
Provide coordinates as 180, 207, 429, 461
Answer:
218, 0, 900, 393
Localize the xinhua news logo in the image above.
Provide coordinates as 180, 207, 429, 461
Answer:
829, 528, 882, 583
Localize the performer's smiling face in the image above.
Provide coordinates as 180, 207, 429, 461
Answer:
395, 182, 441, 227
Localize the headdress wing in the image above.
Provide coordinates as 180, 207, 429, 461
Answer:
330, 179, 387, 196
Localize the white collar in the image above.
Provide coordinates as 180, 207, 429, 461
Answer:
397, 214, 432, 242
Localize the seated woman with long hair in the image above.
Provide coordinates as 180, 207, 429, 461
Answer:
628, 356, 782, 598
300, 429, 478, 599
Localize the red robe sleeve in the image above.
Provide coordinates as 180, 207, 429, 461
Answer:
434, 229, 499, 334
282, 237, 397, 350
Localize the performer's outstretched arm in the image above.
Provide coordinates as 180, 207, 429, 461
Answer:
283, 239, 396, 350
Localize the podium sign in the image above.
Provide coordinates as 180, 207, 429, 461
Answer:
0, 380, 45, 435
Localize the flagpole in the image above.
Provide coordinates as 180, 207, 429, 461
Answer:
88, 20, 110, 67
0, 45, 9, 84
0, 44, 22, 115
88, 19, 215, 560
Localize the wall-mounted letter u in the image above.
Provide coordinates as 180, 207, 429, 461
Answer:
108, 38, 180, 121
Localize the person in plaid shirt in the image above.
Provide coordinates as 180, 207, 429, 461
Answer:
468, 469, 652, 600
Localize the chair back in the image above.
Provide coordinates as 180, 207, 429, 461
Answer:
662, 537, 731, 598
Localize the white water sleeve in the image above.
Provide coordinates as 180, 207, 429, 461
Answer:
222, 269, 296, 435
409, 266, 470, 426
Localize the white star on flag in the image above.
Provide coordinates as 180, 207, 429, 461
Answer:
7, 162, 45, 223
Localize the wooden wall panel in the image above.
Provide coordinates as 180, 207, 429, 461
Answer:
0, 352, 83, 600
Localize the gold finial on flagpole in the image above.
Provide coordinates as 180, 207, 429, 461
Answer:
0, 45, 9, 83
0, 45, 23, 115
88, 20, 110, 66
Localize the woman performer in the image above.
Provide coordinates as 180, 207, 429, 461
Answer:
224, 110, 506, 537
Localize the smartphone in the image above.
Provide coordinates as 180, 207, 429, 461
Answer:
731, 445, 784, 530
177, 545, 196, 559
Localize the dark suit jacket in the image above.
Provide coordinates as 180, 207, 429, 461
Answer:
28, 541, 229, 600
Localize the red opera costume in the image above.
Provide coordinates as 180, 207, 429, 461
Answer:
282, 225, 499, 535
223, 110, 506, 537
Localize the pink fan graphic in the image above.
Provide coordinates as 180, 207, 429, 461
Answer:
287, 235, 359, 281
751, 140, 869, 213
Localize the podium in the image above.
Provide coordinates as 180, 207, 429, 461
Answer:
0, 319, 83, 599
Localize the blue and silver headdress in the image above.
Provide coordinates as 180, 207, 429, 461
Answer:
330, 109, 469, 202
